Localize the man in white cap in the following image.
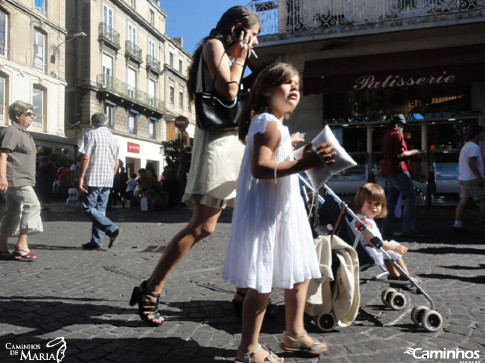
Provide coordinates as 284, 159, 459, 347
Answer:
380, 114, 425, 238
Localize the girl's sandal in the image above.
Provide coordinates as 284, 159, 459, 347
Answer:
129, 280, 164, 326
280, 331, 327, 355
235, 344, 282, 363
12, 249, 37, 261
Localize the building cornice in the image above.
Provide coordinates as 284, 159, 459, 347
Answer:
110, 0, 165, 43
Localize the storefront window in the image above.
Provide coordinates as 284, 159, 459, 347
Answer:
32, 85, 45, 129
323, 85, 472, 124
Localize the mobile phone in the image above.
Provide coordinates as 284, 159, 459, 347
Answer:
235, 27, 248, 39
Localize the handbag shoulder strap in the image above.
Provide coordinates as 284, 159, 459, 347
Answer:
200, 40, 250, 95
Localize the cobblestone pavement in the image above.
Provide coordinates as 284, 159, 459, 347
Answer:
0, 201, 484, 363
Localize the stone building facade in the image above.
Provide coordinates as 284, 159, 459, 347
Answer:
65, 0, 193, 177
0, 0, 77, 152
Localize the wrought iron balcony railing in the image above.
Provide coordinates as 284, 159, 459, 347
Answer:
96, 74, 165, 112
146, 55, 161, 74
98, 23, 121, 49
125, 40, 143, 63
250, 0, 485, 36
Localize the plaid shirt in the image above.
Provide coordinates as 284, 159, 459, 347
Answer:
79, 127, 119, 187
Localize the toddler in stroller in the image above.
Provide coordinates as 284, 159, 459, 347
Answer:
301, 176, 443, 332
353, 183, 422, 288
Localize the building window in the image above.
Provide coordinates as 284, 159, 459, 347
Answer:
33, 29, 45, 71
169, 51, 174, 67
0, 10, 8, 57
104, 103, 114, 128
179, 58, 183, 73
149, 120, 155, 139
32, 85, 45, 129
34, 0, 46, 11
148, 39, 156, 59
102, 53, 113, 88
0, 74, 7, 123
128, 23, 137, 47
103, 4, 113, 31
148, 78, 155, 107
149, 9, 155, 25
128, 111, 137, 134
130, 0, 135, 8
169, 84, 174, 104
127, 67, 136, 99
179, 90, 184, 109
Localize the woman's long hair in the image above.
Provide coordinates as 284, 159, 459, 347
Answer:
187, 6, 259, 102
238, 62, 299, 143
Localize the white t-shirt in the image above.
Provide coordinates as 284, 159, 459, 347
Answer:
458, 141, 484, 181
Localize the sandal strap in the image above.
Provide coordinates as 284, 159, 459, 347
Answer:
283, 331, 308, 347
237, 344, 280, 363
283, 331, 325, 353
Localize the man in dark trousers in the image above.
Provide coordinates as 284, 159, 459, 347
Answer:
380, 114, 425, 238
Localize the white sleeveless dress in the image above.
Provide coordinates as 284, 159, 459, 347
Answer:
222, 113, 321, 293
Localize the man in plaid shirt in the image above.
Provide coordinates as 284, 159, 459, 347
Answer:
78, 112, 121, 250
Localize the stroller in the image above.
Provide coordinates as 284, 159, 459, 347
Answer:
300, 175, 444, 333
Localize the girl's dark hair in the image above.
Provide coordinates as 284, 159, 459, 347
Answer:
187, 6, 259, 102
353, 183, 387, 219
238, 62, 299, 143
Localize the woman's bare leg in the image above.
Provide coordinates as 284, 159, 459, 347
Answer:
147, 202, 222, 294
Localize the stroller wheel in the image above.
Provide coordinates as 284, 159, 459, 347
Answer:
316, 313, 337, 332
381, 288, 397, 306
387, 291, 407, 310
411, 305, 429, 325
421, 310, 443, 332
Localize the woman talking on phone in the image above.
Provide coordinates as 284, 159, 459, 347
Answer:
129, 6, 260, 326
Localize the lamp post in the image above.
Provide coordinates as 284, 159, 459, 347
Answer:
50, 31, 87, 64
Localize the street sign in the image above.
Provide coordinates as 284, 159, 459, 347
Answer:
174, 116, 189, 130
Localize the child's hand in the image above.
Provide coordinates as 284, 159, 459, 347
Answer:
291, 132, 305, 144
300, 141, 336, 169
291, 132, 305, 150
395, 244, 408, 255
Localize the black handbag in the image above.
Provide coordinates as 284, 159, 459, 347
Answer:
195, 48, 249, 132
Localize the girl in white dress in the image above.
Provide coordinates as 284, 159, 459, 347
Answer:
222, 63, 336, 363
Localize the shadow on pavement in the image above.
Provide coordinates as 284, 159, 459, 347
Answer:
0, 336, 231, 363
0, 298, 237, 363
417, 273, 485, 284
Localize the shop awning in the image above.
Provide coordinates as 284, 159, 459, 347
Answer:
303, 44, 485, 95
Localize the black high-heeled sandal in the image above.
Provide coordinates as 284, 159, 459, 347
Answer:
232, 291, 276, 319
129, 280, 164, 326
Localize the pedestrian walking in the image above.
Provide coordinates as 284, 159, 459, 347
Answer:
0, 100, 43, 261
222, 63, 333, 363
380, 114, 425, 238
452, 124, 485, 232
78, 112, 121, 250
129, 5, 260, 326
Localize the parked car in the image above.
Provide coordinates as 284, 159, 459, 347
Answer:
428, 150, 459, 206
326, 152, 368, 205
